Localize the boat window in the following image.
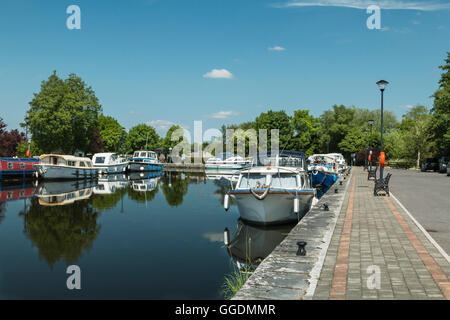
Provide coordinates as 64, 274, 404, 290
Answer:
239, 174, 267, 189
140, 152, 147, 158
67, 161, 75, 166
79, 161, 86, 167
271, 174, 298, 188
20, 162, 25, 169
52, 157, 58, 165
7, 162, 13, 169
95, 157, 105, 164
110, 154, 116, 161
134, 152, 139, 157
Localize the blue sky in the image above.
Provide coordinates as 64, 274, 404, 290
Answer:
1, 0, 449, 137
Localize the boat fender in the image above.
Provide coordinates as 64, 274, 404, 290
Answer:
224, 193, 230, 211
294, 196, 300, 213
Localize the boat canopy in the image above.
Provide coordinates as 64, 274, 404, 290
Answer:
38, 154, 93, 167
250, 150, 306, 169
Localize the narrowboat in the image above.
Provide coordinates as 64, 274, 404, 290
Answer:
35, 154, 98, 179
128, 150, 163, 172
224, 151, 315, 225
0, 158, 39, 179
92, 152, 128, 174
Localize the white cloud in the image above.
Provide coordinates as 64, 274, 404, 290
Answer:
400, 104, 414, 109
203, 69, 234, 79
276, 1, 450, 11
268, 46, 286, 51
208, 110, 240, 119
146, 120, 177, 131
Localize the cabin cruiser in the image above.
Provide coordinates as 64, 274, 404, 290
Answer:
35, 180, 96, 206
128, 150, 163, 172
35, 154, 98, 179
307, 154, 339, 188
92, 153, 128, 174
205, 152, 251, 172
224, 151, 315, 225
327, 153, 347, 173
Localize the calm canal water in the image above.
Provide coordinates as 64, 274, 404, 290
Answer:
0, 172, 294, 299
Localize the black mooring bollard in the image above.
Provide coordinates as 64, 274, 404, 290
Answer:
339, 180, 343, 185
322, 203, 329, 211
296, 241, 307, 256
335, 188, 338, 193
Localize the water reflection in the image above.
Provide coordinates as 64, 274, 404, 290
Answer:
35, 180, 96, 206
225, 219, 296, 268
160, 172, 190, 207
19, 196, 101, 269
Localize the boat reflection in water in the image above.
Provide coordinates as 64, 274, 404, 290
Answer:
35, 179, 97, 206
224, 219, 296, 269
94, 174, 129, 195
0, 180, 37, 201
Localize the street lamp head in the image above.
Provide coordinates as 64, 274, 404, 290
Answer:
376, 80, 389, 91
368, 119, 374, 125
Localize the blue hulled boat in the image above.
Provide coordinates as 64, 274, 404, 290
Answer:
307, 154, 340, 188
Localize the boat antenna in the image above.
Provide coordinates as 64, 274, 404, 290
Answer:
145, 132, 149, 150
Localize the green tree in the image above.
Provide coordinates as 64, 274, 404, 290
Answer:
320, 105, 355, 153
161, 125, 183, 150
338, 127, 366, 154
254, 110, 291, 150
25, 71, 102, 154
400, 105, 432, 167
98, 114, 125, 152
125, 124, 160, 153
289, 109, 321, 155
430, 52, 450, 156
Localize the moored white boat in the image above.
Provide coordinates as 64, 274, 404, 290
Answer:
128, 150, 163, 172
225, 151, 315, 225
92, 153, 128, 174
205, 152, 251, 172
35, 154, 98, 179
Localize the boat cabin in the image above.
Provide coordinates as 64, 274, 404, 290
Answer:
39, 154, 93, 168
132, 151, 157, 159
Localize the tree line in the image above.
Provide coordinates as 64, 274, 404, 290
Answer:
1, 52, 449, 167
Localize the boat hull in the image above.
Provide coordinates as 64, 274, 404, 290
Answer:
94, 162, 128, 174
310, 170, 338, 188
35, 164, 98, 180
128, 162, 163, 172
230, 189, 314, 225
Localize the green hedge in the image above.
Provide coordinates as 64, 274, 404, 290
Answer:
387, 159, 416, 169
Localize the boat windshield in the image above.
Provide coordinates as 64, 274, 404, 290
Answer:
239, 174, 267, 189
270, 174, 297, 188
95, 157, 105, 164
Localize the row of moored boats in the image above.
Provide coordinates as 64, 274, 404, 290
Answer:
206, 151, 348, 226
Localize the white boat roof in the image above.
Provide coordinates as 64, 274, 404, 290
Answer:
239, 166, 304, 174
39, 154, 92, 162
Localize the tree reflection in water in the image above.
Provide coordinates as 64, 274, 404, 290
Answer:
19, 198, 100, 269
92, 188, 127, 211
160, 173, 190, 207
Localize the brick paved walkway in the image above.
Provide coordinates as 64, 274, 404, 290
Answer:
313, 167, 450, 300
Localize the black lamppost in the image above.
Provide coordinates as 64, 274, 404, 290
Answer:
364, 129, 368, 170
376, 80, 389, 179
368, 119, 374, 170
